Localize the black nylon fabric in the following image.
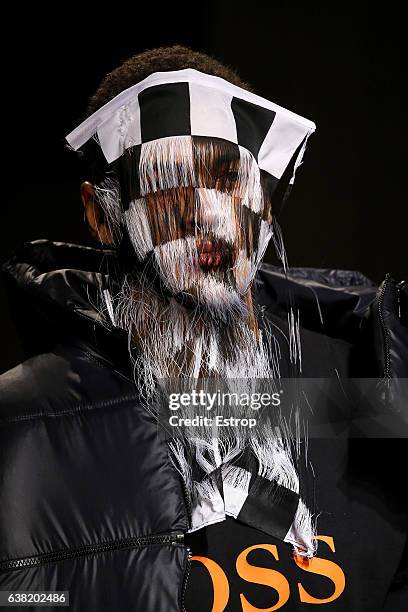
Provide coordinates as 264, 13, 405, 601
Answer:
1, 545, 187, 612
0, 240, 407, 611
0, 392, 188, 559
0, 241, 191, 610
236, 476, 299, 541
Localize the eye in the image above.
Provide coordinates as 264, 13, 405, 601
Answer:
225, 170, 239, 182
214, 168, 240, 191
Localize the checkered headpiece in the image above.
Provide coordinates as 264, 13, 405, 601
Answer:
66, 68, 316, 208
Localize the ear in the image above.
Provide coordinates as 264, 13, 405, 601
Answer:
80, 181, 114, 245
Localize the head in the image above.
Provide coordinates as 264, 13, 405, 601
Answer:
71, 45, 315, 383
80, 46, 273, 317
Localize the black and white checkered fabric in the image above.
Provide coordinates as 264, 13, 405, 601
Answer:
66, 69, 316, 192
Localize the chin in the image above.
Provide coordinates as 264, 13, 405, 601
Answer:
171, 274, 248, 319
152, 237, 252, 319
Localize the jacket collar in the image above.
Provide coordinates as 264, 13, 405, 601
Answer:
2, 239, 378, 378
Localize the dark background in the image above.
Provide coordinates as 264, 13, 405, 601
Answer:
1, 5, 405, 373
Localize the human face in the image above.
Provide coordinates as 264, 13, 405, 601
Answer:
122, 136, 273, 312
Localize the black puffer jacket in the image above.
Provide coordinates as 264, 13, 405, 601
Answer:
0, 240, 407, 611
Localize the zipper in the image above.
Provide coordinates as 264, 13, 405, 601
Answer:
167, 448, 192, 531
180, 477, 192, 531
396, 280, 406, 320
181, 546, 193, 612
377, 274, 391, 378
0, 532, 186, 572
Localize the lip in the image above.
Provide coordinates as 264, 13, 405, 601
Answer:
199, 251, 222, 270
196, 238, 226, 272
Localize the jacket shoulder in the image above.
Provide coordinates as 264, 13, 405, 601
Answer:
0, 346, 136, 420
0, 352, 69, 418
258, 263, 377, 288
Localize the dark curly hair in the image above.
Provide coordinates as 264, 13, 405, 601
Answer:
87, 45, 252, 116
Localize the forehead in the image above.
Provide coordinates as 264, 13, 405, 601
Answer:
116, 135, 260, 209
140, 135, 242, 173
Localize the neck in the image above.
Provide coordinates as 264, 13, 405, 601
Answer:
111, 274, 272, 396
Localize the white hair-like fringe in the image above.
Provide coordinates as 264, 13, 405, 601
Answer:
250, 425, 317, 558
93, 176, 123, 244
194, 188, 238, 244
139, 136, 196, 196
284, 499, 317, 558
137, 135, 265, 214
125, 199, 154, 259
90, 133, 316, 553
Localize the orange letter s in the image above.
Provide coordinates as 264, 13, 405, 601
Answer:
295, 535, 346, 604
236, 544, 290, 611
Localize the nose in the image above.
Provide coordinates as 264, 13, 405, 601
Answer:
197, 239, 223, 272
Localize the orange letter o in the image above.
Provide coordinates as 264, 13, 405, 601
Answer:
191, 555, 230, 612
